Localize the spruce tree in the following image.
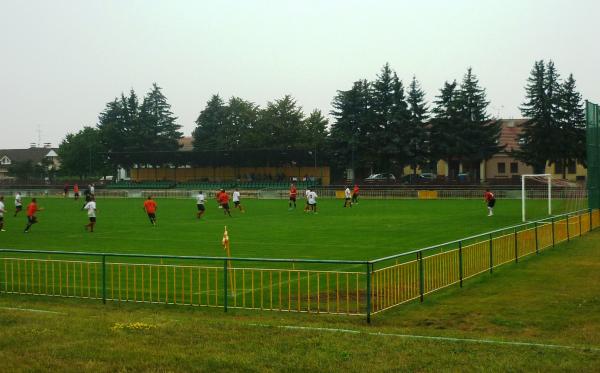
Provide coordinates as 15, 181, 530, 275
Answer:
455, 67, 502, 179
385, 72, 411, 173
557, 73, 586, 177
515, 60, 550, 171
371, 64, 408, 172
140, 83, 182, 151
329, 79, 373, 177
406, 76, 429, 175
192, 94, 227, 150
429, 80, 462, 177
515, 60, 582, 175
97, 90, 143, 168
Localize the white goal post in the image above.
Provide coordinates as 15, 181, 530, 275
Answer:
521, 174, 552, 222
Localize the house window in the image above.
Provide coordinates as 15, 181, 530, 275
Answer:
568, 162, 577, 174
555, 163, 564, 175
497, 162, 506, 174
510, 162, 518, 173
0, 156, 10, 165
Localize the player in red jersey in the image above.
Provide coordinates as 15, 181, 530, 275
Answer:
24, 198, 44, 233
215, 189, 223, 208
352, 184, 360, 204
143, 196, 158, 226
218, 189, 232, 217
73, 183, 80, 200
484, 189, 496, 216
289, 183, 297, 209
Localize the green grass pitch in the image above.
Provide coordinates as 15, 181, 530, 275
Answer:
1, 225, 599, 371
0, 196, 562, 261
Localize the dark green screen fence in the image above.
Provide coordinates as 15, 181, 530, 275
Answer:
587, 101, 600, 209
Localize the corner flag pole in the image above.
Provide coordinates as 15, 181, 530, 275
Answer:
222, 226, 236, 295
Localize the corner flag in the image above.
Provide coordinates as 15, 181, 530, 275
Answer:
222, 226, 235, 294
222, 226, 231, 256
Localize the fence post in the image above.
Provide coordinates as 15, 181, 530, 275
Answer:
366, 263, 371, 323
418, 252, 424, 302
223, 260, 228, 313
551, 217, 555, 247
566, 214, 570, 241
458, 241, 463, 287
514, 228, 518, 263
102, 255, 106, 304
489, 234, 493, 273
534, 222, 539, 255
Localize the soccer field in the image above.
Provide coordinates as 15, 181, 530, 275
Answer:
0, 196, 566, 261
1, 230, 600, 371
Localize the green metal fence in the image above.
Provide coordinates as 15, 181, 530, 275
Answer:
587, 101, 600, 209
1, 209, 598, 322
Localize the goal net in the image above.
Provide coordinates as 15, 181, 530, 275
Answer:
522, 174, 587, 222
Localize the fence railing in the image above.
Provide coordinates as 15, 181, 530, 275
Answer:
0, 251, 369, 316
0, 188, 587, 200
368, 208, 599, 317
1, 209, 598, 322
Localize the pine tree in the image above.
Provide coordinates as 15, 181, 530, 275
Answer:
455, 67, 502, 179
556, 73, 586, 177
140, 83, 182, 151
192, 94, 227, 150
406, 76, 429, 175
515, 60, 579, 175
515, 60, 550, 171
372, 63, 395, 134
384, 72, 411, 173
429, 80, 462, 177
371, 64, 407, 172
329, 79, 373, 178
97, 89, 143, 169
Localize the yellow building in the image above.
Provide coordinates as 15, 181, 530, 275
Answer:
404, 119, 586, 182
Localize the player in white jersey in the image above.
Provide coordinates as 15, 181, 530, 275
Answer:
304, 188, 311, 212
307, 189, 318, 213
196, 191, 206, 219
343, 186, 352, 208
232, 188, 244, 213
14, 192, 23, 217
0, 196, 6, 231
83, 197, 97, 232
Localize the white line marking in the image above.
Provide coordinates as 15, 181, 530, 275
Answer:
248, 323, 600, 352
0, 306, 65, 315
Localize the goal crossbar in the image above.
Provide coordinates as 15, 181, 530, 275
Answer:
521, 174, 552, 222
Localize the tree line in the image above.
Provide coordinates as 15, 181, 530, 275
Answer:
48, 61, 585, 181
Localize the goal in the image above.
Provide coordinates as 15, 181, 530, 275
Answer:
521, 174, 551, 222
522, 174, 587, 222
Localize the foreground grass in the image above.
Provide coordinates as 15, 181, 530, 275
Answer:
1, 230, 600, 371
0, 197, 563, 261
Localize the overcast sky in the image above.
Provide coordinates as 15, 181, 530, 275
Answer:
1, 0, 599, 149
